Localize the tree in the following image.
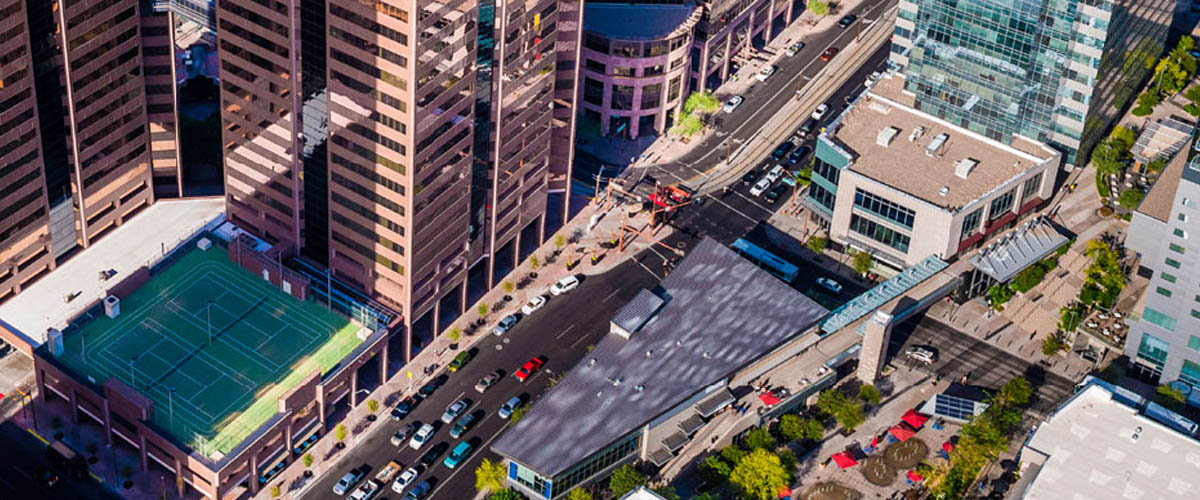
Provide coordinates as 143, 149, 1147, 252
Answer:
555, 234, 567, 252
1041, 334, 1067, 356
670, 114, 705, 137
858, 384, 882, 405
528, 255, 540, 271
728, 449, 790, 500
565, 488, 594, 500
744, 426, 777, 450
806, 236, 827, 255
817, 389, 865, 431
487, 489, 526, 500
1010, 263, 1049, 293
366, 399, 380, 413
508, 405, 529, 424
1058, 302, 1086, 332
475, 458, 507, 493
334, 424, 347, 443
653, 485, 682, 500
683, 91, 721, 115
779, 414, 823, 442
608, 464, 647, 498
1118, 188, 1146, 210
852, 250, 874, 276
503, 281, 515, 294
269, 484, 281, 498
303, 453, 314, 468
795, 167, 812, 187
808, 0, 830, 17
719, 444, 748, 465
478, 302, 490, 318
448, 328, 461, 342
988, 283, 1014, 309
998, 376, 1033, 408
1157, 384, 1187, 410
700, 455, 733, 485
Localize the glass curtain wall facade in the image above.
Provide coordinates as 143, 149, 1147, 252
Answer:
893, 0, 1171, 166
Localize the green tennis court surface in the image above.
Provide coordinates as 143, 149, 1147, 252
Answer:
57, 239, 362, 457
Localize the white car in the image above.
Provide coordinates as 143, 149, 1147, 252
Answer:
391, 468, 421, 494
907, 346, 937, 364
492, 314, 519, 335
348, 480, 381, 500
441, 399, 469, 424
764, 165, 785, 184
521, 295, 547, 315
408, 423, 435, 450
549, 275, 580, 295
811, 103, 829, 121
498, 396, 524, 419
749, 178, 772, 197
333, 469, 365, 496
865, 71, 882, 87
723, 95, 744, 113
785, 41, 806, 56
756, 65, 777, 82
816, 277, 843, 294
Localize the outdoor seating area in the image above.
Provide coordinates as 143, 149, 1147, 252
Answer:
1080, 309, 1128, 347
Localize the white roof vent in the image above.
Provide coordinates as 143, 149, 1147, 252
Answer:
954, 158, 978, 179
876, 126, 901, 147
702, 351, 712, 359
939, 186, 950, 196
588, 358, 597, 367
909, 126, 925, 142
926, 133, 949, 157
645, 350, 653, 357
634, 385, 645, 392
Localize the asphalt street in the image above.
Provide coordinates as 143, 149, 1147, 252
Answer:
888, 313, 1075, 415
0, 420, 122, 500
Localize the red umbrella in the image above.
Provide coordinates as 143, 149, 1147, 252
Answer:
778, 486, 792, 498
907, 469, 924, 482
870, 435, 879, 448
901, 409, 929, 429
831, 451, 858, 468
942, 441, 955, 452
759, 392, 781, 406
888, 424, 916, 442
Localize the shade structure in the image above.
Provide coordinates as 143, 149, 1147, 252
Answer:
901, 408, 929, 429
759, 392, 782, 406
831, 451, 858, 468
907, 469, 924, 482
942, 441, 955, 452
888, 424, 916, 442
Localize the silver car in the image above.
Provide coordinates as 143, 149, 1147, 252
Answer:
441, 399, 470, 424
475, 370, 503, 393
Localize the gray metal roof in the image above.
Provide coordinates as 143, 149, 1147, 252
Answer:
492, 238, 827, 476
611, 289, 665, 336
967, 216, 1069, 283
695, 388, 735, 417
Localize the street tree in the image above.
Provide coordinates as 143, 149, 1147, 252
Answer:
808, 0, 830, 17
817, 389, 865, 431
852, 250, 874, 276
858, 384, 882, 405
1118, 188, 1146, 210
608, 464, 647, 498
744, 426, 777, 450
475, 458, 507, 493
565, 488, 594, 500
806, 236, 826, 255
700, 455, 733, 485
729, 449, 790, 500
487, 489, 526, 500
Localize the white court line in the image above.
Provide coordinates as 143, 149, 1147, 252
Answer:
90, 329, 219, 425
146, 317, 260, 390
171, 305, 283, 374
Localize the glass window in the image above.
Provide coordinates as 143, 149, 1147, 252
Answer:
610, 85, 635, 110
1181, 360, 1200, 389
853, 189, 915, 228
640, 83, 662, 110
1170, 243, 1185, 254
1137, 333, 1170, 367
583, 77, 604, 106
1157, 287, 1173, 298
585, 59, 605, 74
813, 158, 841, 186
1166, 258, 1182, 268
1019, 172, 1043, 204
612, 66, 635, 77
1162, 272, 1177, 283
584, 33, 609, 53
1144, 307, 1178, 332
988, 188, 1017, 221
1179, 213, 1189, 222
849, 214, 911, 252
960, 208, 984, 240
667, 76, 681, 102
1174, 228, 1187, 239
1189, 336, 1200, 352
1185, 198, 1198, 209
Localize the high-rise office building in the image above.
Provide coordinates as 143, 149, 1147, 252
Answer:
218, 0, 578, 356
891, 0, 1174, 166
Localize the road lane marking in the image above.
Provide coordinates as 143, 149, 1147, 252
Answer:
569, 331, 594, 349
602, 289, 621, 303
554, 323, 577, 340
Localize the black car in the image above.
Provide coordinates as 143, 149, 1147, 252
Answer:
419, 442, 450, 467
838, 14, 858, 28
418, 373, 448, 397
391, 396, 420, 420
788, 145, 812, 164
771, 142, 793, 160
798, 117, 819, 137
765, 184, 788, 202
741, 170, 760, 185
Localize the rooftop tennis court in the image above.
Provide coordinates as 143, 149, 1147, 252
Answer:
55, 238, 363, 457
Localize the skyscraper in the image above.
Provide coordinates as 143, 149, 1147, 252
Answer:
891, 0, 1174, 166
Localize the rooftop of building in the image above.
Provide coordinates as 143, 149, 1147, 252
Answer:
967, 216, 1070, 282
583, 2, 699, 41
0, 198, 225, 346
826, 73, 1060, 211
1018, 382, 1200, 500
1138, 138, 1190, 223
617, 487, 670, 500
1132, 116, 1193, 165
491, 238, 828, 477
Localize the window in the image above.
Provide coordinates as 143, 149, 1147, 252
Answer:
668, 76, 681, 102
1174, 228, 1187, 239
1193, 310, 1200, 320
1166, 258, 1182, 268
584, 33, 609, 53
988, 188, 1017, 221
643, 64, 664, 76
1136, 333, 1169, 367
1185, 197, 1198, 209
585, 58, 605, 74
813, 158, 841, 186
1157, 287, 1173, 297
849, 214, 911, 252
1189, 336, 1200, 351
643, 41, 669, 57
610, 85, 635, 110
612, 43, 639, 58
1170, 243, 1186, 254
808, 183, 836, 212
1019, 172, 1043, 204
612, 66, 635, 77
583, 77, 604, 106
1179, 213, 1189, 222
640, 83, 661, 110
1161, 272, 1177, 283
960, 208, 983, 240
853, 189, 915, 228
1144, 306, 1178, 332
1182, 360, 1200, 389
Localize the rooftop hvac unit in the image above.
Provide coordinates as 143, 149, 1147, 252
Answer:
909, 126, 925, 142
876, 127, 901, 147
954, 158, 978, 179
926, 134, 949, 157
104, 295, 120, 319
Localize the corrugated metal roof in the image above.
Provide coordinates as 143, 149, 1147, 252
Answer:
610, 289, 665, 336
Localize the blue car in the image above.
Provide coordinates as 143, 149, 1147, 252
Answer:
443, 441, 474, 469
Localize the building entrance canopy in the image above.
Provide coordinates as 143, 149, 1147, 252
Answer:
967, 216, 1068, 283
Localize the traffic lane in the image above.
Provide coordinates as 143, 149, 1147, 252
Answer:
887, 314, 1075, 414
0, 421, 120, 500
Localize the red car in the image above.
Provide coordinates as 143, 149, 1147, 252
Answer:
820, 47, 839, 62
515, 357, 544, 382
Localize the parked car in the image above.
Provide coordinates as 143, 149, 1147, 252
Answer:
865, 71, 882, 87
391, 397, 419, 420
749, 178, 772, 197
348, 480, 381, 500
907, 346, 937, 364
450, 412, 479, 439
756, 64, 777, 81
741, 169, 761, 185
820, 47, 839, 61
515, 357, 544, 382
771, 143, 792, 160
333, 467, 366, 496
447, 350, 474, 372
492, 314, 519, 335
785, 41, 806, 56
390, 467, 421, 495
418, 442, 449, 467
765, 184, 788, 203
816, 277, 843, 294
521, 295, 548, 315
723, 95, 745, 113
403, 480, 431, 500
549, 275, 580, 295
441, 399, 470, 424
418, 374, 447, 398
799, 117, 819, 137
811, 103, 830, 121
391, 422, 419, 446
443, 441, 475, 469
499, 396, 525, 419
788, 145, 811, 164
838, 14, 858, 28
475, 370, 503, 393
408, 423, 436, 450
764, 165, 785, 184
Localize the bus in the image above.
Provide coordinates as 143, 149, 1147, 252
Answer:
730, 238, 799, 282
